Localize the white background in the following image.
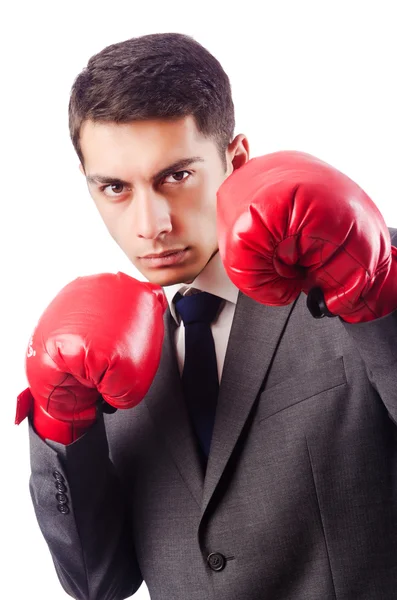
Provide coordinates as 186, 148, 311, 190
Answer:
2, 1, 397, 598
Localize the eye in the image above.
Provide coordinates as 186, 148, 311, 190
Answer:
163, 170, 191, 184
100, 183, 128, 197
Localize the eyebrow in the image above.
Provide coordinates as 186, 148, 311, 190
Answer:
86, 156, 205, 186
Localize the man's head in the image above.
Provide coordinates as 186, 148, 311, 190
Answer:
69, 32, 249, 285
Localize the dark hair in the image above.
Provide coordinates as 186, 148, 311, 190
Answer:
68, 32, 235, 169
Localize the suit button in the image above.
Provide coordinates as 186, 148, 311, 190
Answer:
56, 493, 68, 504
57, 504, 70, 515
55, 482, 67, 493
207, 552, 226, 571
53, 470, 65, 483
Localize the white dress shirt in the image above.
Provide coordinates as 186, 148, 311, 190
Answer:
163, 252, 239, 382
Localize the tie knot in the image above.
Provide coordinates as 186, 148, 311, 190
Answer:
175, 291, 223, 325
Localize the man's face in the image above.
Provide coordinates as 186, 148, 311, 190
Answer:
79, 116, 247, 286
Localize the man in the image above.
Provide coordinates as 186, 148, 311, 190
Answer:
17, 32, 397, 599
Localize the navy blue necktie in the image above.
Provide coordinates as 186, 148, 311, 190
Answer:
175, 291, 223, 457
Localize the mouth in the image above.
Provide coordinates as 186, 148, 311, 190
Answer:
141, 249, 186, 259
139, 247, 190, 268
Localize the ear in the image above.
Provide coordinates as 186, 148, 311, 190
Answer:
79, 163, 85, 175
226, 134, 250, 175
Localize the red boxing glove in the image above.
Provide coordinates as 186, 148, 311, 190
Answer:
15, 272, 166, 444
217, 151, 397, 323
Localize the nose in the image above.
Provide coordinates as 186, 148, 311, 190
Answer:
134, 189, 172, 240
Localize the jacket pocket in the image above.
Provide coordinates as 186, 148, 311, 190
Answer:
257, 355, 347, 422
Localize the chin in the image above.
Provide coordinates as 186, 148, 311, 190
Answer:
140, 269, 187, 287
143, 265, 201, 287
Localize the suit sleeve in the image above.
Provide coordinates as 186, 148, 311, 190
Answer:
340, 227, 397, 423
28, 414, 143, 600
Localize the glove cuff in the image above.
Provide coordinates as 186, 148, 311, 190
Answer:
15, 388, 97, 445
341, 247, 397, 323
33, 402, 97, 445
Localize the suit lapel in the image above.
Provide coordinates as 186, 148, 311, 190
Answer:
145, 292, 298, 513
144, 309, 204, 507
201, 291, 297, 515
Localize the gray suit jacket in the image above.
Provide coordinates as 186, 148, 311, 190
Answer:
29, 229, 397, 600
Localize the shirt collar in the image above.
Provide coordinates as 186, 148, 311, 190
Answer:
163, 251, 239, 323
